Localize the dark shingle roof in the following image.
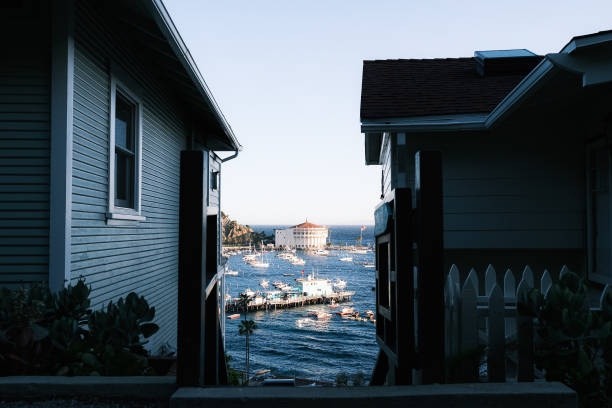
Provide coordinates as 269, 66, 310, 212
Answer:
360, 57, 543, 120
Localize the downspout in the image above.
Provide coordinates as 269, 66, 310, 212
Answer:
221, 149, 239, 163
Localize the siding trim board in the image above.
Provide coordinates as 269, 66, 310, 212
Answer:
49, 0, 74, 292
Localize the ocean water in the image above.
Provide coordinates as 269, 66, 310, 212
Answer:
224, 225, 376, 383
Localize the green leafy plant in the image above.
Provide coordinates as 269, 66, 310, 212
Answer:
519, 271, 612, 408
0, 280, 159, 377
225, 354, 242, 385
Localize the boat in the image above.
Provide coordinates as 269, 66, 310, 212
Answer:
241, 288, 255, 298
282, 273, 294, 276
260, 279, 269, 289
228, 314, 241, 320
339, 256, 353, 262
250, 249, 270, 268
290, 257, 305, 265
333, 279, 347, 289
336, 307, 354, 316
225, 270, 239, 276
309, 310, 332, 320
363, 263, 375, 268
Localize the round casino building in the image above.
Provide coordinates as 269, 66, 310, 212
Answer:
275, 221, 328, 249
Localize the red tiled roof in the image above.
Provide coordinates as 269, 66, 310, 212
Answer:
293, 222, 324, 229
360, 57, 543, 120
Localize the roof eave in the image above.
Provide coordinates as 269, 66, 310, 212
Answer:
145, 0, 242, 152
361, 113, 488, 134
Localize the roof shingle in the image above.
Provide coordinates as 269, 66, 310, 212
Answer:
360, 57, 543, 120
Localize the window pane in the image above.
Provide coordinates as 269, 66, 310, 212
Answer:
115, 151, 134, 208
115, 93, 134, 151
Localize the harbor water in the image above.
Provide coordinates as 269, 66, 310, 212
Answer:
224, 225, 376, 383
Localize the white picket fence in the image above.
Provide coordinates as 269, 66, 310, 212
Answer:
444, 264, 611, 382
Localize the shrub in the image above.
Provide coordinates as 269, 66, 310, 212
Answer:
0, 280, 159, 376
519, 271, 612, 408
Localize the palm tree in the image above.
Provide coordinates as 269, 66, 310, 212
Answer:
238, 293, 250, 318
239, 319, 257, 384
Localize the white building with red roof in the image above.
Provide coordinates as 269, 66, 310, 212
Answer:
275, 220, 329, 249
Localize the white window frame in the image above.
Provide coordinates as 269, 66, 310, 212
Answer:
106, 73, 145, 223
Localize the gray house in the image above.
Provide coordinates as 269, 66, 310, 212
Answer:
0, 0, 240, 351
361, 31, 612, 286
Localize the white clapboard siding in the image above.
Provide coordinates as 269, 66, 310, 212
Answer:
388, 130, 585, 250
70, 2, 192, 352
444, 264, 609, 383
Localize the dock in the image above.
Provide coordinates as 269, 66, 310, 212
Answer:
225, 291, 355, 313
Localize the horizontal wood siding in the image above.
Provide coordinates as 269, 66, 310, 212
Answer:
71, 2, 189, 351
0, 8, 50, 286
394, 122, 585, 251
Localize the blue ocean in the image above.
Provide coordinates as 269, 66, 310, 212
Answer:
224, 225, 376, 383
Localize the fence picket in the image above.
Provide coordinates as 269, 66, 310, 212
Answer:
449, 264, 460, 289
516, 279, 534, 382
467, 268, 479, 295
540, 270, 552, 298
444, 274, 451, 358
451, 276, 460, 356
459, 278, 478, 381
559, 265, 569, 280
485, 265, 497, 299
503, 269, 516, 338
600, 284, 610, 308
488, 284, 505, 382
521, 266, 534, 289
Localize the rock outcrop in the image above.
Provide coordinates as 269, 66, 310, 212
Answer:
222, 212, 273, 245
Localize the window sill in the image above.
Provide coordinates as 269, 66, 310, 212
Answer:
106, 212, 146, 224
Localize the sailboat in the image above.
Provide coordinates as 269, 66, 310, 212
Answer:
250, 243, 269, 268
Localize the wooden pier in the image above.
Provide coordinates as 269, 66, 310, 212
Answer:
225, 291, 355, 313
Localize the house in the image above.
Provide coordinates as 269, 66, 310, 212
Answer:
0, 0, 241, 352
361, 31, 612, 286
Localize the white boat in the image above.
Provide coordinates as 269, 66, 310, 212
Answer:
336, 307, 354, 316
225, 270, 239, 276
290, 257, 305, 265
339, 256, 353, 262
333, 279, 347, 289
363, 263, 375, 268
351, 249, 368, 254
241, 288, 255, 297
251, 249, 269, 268
260, 279, 269, 289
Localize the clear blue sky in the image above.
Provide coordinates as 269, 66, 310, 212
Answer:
164, 0, 610, 225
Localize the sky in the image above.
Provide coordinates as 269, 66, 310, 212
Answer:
164, 0, 611, 225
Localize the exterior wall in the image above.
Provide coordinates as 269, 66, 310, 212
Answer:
0, 5, 51, 286
70, 2, 191, 351
275, 229, 294, 248
382, 113, 587, 276
275, 227, 328, 249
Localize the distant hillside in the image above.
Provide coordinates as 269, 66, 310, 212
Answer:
222, 212, 274, 246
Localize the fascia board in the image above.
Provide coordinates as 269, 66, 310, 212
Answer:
145, 0, 242, 151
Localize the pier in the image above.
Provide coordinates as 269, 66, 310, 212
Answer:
225, 291, 355, 313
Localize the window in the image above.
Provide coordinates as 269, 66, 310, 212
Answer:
107, 75, 144, 223
114, 94, 135, 208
